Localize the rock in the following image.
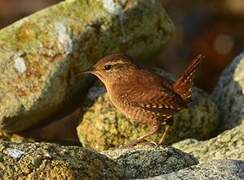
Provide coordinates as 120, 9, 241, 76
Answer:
212, 53, 244, 130
144, 160, 244, 180
0, 131, 34, 143
0, 0, 174, 132
175, 54, 244, 163
102, 145, 198, 179
173, 120, 244, 163
77, 71, 219, 151
0, 141, 123, 179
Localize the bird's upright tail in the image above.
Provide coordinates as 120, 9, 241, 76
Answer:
173, 54, 204, 102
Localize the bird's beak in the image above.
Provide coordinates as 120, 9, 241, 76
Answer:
80, 69, 92, 74
76, 67, 96, 77
82, 66, 96, 73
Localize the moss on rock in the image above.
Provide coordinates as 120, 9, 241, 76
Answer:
0, 141, 123, 179
173, 120, 244, 163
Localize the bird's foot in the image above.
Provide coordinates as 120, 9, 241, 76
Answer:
143, 141, 158, 147
120, 140, 161, 149
141, 141, 168, 148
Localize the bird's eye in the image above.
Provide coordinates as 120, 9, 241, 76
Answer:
104, 64, 112, 71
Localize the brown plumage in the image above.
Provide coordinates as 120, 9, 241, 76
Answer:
82, 54, 204, 147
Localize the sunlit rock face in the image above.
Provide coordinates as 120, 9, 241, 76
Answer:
0, 0, 174, 132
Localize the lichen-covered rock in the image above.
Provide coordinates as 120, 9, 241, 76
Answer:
145, 160, 244, 180
0, 131, 34, 143
0, 141, 124, 179
173, 120, 244, 163
212, 53, 244, 130
103, 145, 198, 179
77, 74, 219, 151
0, 0, 174, 132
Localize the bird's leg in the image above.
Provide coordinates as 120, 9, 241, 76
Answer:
122, 123, 160, 148
158, 118, 174, 145
158, 125, 171, 145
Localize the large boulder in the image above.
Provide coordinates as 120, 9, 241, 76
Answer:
0, 141, 199, 179
0, 141, 123, 179
77, 74, 219, 151
0, 0, 174, 132
103, 145, 198, 179
212, 53, 244, 130
144, 160, 244, 180
173, 117, 244, 163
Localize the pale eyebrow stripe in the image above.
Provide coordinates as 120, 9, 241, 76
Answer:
105, 60, 129, 66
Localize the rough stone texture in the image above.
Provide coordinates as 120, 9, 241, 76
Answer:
0, 131, 34, 143
0, 0, 174, 132
212, 53, 244, 130
0, 141, 124, 179
77, 70, 219, 151
144, 160, 244, 180
103, 145, 198, 179
173, 120, 244, 163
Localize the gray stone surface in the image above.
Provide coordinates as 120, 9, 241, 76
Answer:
0, 0, 174, 132
0, 141, 123, 179
103, 145, 198, 179
173, 120, 244, 163
212, 53, 244, 130
144, 160, 244, 180
77, 70, 219, 151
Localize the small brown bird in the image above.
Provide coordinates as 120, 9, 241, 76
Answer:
82, 54, 203, 147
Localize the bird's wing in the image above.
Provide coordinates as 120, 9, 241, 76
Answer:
116, 69, 186, 117
123, 86, 186, 116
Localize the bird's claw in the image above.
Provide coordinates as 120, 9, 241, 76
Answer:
147, 141, 158, 147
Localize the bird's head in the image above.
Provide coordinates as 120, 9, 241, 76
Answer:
82, 54, 138, 85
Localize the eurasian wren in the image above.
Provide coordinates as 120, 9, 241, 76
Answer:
82, 54, 203, 147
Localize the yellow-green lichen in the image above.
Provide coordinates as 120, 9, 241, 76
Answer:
0, 141, 124, 179
173, 120, 244, 163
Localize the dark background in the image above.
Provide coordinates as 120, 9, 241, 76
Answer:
0, 0, 243, 141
